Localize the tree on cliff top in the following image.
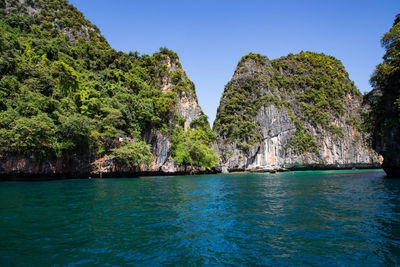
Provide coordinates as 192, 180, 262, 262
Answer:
368, 14, 400, 140
370, 14, 400, 102
366, 14, 400, 176
0, 0, 217, 168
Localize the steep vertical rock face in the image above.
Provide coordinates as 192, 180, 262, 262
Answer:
142, 54, 205, 173
214, 52, 380, 172
156, 54, 203, 131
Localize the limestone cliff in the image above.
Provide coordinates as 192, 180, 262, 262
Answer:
214, 52, 380, 172
0, 50, 217, 179
0, 0, 217, 179
93, 52, 215, 176
140, 53, 210, 174
366, 14, 400, 177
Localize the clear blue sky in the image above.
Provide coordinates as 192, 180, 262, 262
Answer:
69, 0, 398, 125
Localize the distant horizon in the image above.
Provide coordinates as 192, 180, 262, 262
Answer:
69, 0, 399, 125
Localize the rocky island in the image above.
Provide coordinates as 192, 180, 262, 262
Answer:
0, 0, 398, 180
213, 52, 380, 172
0, 0, 218, 179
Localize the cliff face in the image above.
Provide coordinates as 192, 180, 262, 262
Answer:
366, 14, 400, 177
0, 0, 217, 179
92, 53, 212, 176
0, 49, 215, 179
142, 55, 207, 174
214, 52, 380, 172
370, 96, 400, 177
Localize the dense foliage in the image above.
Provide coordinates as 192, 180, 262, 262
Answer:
111, 141, 153, 167
171, 114, 218, 168
0, 0, 216, 168
214, 51, 363, 155
366, 14, 400, 154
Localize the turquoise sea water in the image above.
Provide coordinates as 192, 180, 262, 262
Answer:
1, 169, 400, 266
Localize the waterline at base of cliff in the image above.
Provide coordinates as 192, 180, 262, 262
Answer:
0, 159, 382, 181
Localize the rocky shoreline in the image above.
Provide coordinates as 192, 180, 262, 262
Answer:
0, 157, 381, 181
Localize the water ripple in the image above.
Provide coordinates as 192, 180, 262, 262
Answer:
1, 169, 400, 265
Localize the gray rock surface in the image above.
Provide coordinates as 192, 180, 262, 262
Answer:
214, 53, 381, 172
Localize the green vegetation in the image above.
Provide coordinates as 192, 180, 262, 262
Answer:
0, 0, 216, 168
238, 53, 268, 67
213, 79, 263, 149
111, 141, 153, 167
171, 114, 218, 168
366, 14, 400, 150
286, 127, 319, 155
272, 52, 361, 128
214, 51, 363, 155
